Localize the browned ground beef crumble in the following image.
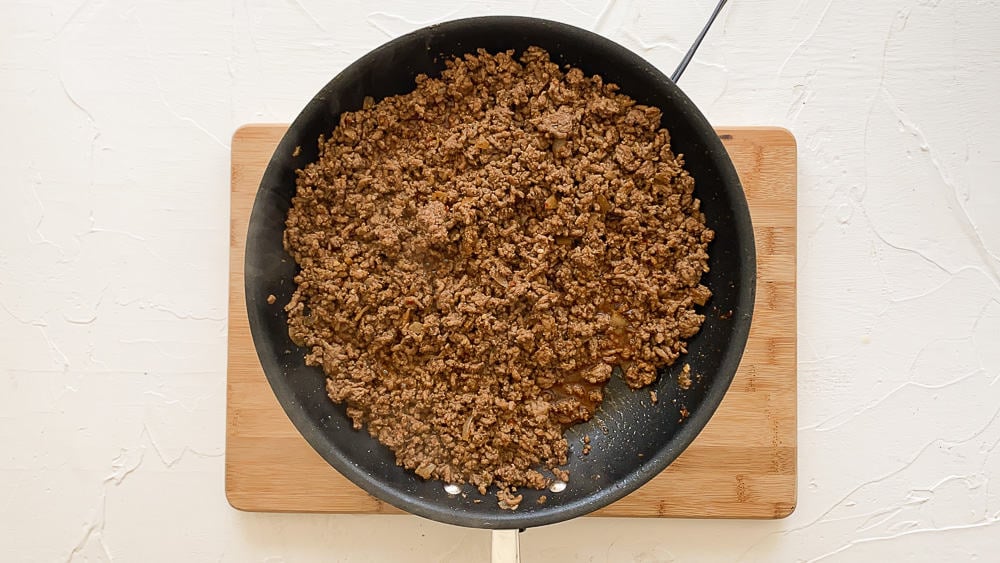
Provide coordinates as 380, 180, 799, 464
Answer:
283, 47, 712, 509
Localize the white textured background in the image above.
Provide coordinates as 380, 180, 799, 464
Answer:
2, 0, 999, 561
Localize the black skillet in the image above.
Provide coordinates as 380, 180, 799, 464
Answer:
244, 12, 755, 529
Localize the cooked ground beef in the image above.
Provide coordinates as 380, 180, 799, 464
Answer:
678, 363, 693, 390
283, 47, 713, 509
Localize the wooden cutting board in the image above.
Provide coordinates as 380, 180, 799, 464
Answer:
226, 125, 797, 519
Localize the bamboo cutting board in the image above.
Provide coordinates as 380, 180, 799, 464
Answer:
226, 125, 797, 518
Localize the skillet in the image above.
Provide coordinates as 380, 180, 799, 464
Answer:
244, 14, 755, 529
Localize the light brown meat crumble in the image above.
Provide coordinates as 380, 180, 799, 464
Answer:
283, 47, 712, 509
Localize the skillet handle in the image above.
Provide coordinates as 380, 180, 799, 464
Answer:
670, 0, 728, 83
490, 530, 520, 563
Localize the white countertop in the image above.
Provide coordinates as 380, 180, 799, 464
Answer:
3, 0, 999, 560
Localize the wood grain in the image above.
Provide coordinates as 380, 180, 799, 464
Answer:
226, 125, 797, 519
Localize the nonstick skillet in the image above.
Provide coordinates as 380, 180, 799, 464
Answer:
244, 13, 755, 530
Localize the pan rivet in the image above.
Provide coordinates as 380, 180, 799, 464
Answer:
444, 484, 461, 495
549, 481, 567, 493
